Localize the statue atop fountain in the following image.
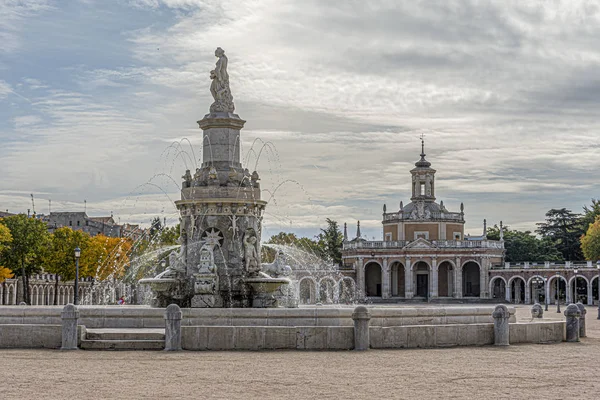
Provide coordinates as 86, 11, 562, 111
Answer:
141, 48, 292, 308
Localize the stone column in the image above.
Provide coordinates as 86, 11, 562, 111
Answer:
479, 258, 488, 299
382, 258, 390, 299
352, 306, 371, 351
164, 304, 183, 351
587, 281, 593, 306
404, 257, 413, 299
564, 304, 580, 342
454, 257, 462, 298
356, 258, 365, 300
576, 302, 587, 338
61, 304, 79, 351
531, 303, 543, 319
492, 304, 510, 346
431, 257, 438, 299
525, 282, 531, 305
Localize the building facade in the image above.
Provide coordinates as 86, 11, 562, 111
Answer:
46, 212, 122, 237
342, 142, 505, 301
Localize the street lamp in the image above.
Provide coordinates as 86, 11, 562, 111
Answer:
596, 261, 600, 320
74, 247, 81, 305
544, 277, 548, 311
556, 271, 561, 313
573, 267, 578, 304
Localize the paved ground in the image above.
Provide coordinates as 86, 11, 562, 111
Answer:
1, 305, 599, 399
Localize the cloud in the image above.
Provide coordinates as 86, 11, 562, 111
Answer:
1, 0, 600, 241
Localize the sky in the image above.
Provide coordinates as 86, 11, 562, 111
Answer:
1, 0, 599, 241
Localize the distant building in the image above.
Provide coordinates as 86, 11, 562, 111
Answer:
121, 223, 147, 242
0, 211, 16, 218
47, 212, 122, 237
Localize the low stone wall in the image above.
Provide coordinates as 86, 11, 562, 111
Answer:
0, 305, 515, 329
182, 326, 354, 350
370, 321, 565, 349
0, 324, 63, 349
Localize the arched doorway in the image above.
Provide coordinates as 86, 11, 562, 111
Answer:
438, 261, 454, 297
509, 277, 525, 304
299, 278, 316, 304
571, 276, 588, 304
490, 277, 506, 300
413, 261, 430, 298
364, 262, 382, 297
319, 279, 335, 304
528, 276, 546, 304
338, 278, 355, 303
462, 262, 480, 297
548, 275, 567, 305
389, 262, 405, 297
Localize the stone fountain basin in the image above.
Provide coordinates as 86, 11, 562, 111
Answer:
244, 276, 290, 293
138, 278, 181, 293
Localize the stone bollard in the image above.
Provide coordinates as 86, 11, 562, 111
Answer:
576, 302, 587, 338
492, 304, 510, 346
61, 304, 79, 350
352, 305, 371, 351
564, 304, 581, 342
164, 304, 182, 351
531, 303, 544, 319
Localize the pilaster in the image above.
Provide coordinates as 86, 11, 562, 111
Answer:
404, 256, 413, 298
431, 257, 438, 298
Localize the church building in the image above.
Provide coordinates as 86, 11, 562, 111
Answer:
341, 141, 505, 301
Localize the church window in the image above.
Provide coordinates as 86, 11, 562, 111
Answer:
420, 182, 425, 195
414, 231, 429, 240
454, 232, 462, 240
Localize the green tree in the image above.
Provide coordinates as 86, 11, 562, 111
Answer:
0, 214, 50, 303
149, 217, 163, 238
0, 223, 14, 287
581, 216, 600, 262
487, 225, 563, 262
44, 227, 92, 305
581, 199, 600, 232
159, 223, 180, 245
316, 218, 343, 265
536, 208, 584, 261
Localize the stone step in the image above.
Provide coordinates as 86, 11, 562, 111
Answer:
80, 339, 165, 351
85, 328, 165, 341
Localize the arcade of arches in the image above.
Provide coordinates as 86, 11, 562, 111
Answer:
359, 258, 486, 299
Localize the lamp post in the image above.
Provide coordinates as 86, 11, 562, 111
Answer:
573, 267, 578, 304
596, 261, 600, 320
544, 277, 548, 311
74, 247, 81, 305
556, 271, 561, 313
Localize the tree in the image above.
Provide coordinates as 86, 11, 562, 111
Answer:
581, 199, 600, 232
0, 223, 13, 283
159, 223, 180, 246
43, 227, 92, 305
262, 232, 325, 264
536, 208, 584, 261
487, 225, 563, 262
90, 235, 133, 281
0, 214, 49, 304
316, 218, 343, 265
581, 216, 600, 262
149, 217, 163, 238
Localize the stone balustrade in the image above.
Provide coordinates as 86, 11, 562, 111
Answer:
343, 239, 503, 250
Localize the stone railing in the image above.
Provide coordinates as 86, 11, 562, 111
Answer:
491, 261, 600, 270
383, 211, 463, 222
343, 239, 503, 250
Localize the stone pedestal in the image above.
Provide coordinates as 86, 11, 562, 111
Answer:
531, 303, 543, 319
61, 304, 79, 350
492, 304, 510, 346
164, 304, 182, 351
352, 306, 371, 351
564, 304, 580, 342
576, 302, 586, 338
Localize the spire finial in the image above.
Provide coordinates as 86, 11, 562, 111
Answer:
356, 220, 361, 239
415, 133, 431, 168
343, 222, 348, 242
420, 133, 425, 157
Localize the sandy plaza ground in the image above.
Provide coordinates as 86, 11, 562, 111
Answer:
1, 305, 599, 400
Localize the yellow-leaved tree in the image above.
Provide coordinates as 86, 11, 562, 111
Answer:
581, 216, 600, 262
89, 235, 133, 281
0, 222, 14, 283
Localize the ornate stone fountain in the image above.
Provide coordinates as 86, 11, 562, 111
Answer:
140, 47, 293, 308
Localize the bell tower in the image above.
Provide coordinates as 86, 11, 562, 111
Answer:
410, 138, 436, 202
